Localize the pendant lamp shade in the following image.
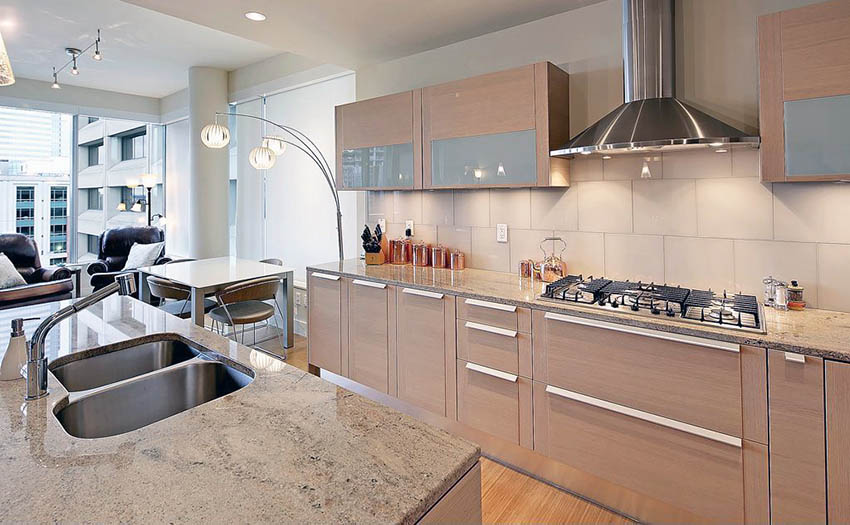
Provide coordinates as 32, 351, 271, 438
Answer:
0, 31, 15, 87
201, 122, 231, 148
265, 136, 287, 156
249, 142, 276, 170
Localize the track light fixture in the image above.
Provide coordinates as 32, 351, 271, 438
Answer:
50, 29, 102, 84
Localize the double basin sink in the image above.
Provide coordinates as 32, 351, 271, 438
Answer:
50, 337, 253, 439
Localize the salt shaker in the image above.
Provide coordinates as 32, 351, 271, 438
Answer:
774, 280, 789, 311
762, 276, 776, 308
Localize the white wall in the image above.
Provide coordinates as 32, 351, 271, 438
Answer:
233, 98, 265, 260
164, 118, 190, 257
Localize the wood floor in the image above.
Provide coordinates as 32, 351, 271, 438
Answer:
258, 334, 629, 524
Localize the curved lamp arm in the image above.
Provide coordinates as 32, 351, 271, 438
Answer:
220, 112, 343, 261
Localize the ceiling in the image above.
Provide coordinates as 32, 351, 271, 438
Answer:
121, 0, 604, 69
0, 0, 280, 98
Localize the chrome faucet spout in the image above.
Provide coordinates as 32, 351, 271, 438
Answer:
23, 273, 137, 401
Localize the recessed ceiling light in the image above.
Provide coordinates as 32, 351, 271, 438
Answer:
244, 12, 266, 21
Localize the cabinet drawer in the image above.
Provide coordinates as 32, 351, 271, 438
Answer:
533, 381, 745, 522
457, 297, 529, 332
457, 360, 531, 448
456, 319, 531, 377
533, 311, 743, 437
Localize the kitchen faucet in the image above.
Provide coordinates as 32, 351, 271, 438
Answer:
20, 273, 137, 401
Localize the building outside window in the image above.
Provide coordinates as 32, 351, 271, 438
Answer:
15, 185, 35, 239
87, 142, 103, 167
86, 188, 103, 210
121, 130, 146, 161
49, 186, 68, 259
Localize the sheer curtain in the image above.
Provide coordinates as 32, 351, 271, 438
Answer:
232, 98, 264, 259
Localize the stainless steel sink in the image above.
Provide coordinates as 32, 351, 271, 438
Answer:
50, 340, 200, 392
55, 360, 253, 439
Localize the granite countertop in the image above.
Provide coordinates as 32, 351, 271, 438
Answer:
309, 260, 850, 362
0, 296, 479, 524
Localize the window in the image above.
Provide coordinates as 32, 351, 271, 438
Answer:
49, 256, 67, 265
87, 116, 99, 124
49, 186, 68, 254
87, 234, 100, 255
87, 142, 103, 167
15, 185, 36, 239
86, 188, 103, 210
121, 186, 146, 211
121, 130, 146, 160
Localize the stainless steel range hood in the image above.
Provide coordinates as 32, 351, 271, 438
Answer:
551, 0, 759, 157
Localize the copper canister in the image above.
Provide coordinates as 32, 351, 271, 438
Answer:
519, 259, 534, 278
390, 239, 408, 264
431, 245, 447, 268
412, 243, 430, 266
403, 238, 413, 263
449, 250, 466, 270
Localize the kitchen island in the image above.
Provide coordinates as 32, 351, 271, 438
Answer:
0, 295, 480, 523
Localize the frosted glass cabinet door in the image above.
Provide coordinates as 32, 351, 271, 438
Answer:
430, 130, 537, 187
340, 143, 415, 188
784, 94, 850, 179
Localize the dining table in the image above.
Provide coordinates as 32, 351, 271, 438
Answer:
137, 256, 295, 348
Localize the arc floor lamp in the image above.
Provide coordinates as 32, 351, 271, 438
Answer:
201, 112, 344, 261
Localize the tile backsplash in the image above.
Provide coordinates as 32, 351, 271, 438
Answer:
366, 148, 850, 312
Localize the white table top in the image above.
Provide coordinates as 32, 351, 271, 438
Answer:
139, 257, 294, 290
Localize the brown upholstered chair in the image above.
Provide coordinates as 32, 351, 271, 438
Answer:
209, 276, 285, 356
0, 233, 73, 310
87, 226, 170, 292
146, 275, 217, 319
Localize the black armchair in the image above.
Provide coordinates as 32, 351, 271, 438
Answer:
87, 226, 171, 292
0, 233, 73, 310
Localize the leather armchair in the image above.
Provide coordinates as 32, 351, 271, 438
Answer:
87, 226, 171, 292
0, 233, 73, 310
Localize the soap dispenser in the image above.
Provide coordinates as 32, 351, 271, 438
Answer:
1, 318, 33, 381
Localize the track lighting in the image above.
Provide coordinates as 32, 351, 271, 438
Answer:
51, 68, 60, 89
71, 57, 79, 75
92, 30, 102, 61
50, 30, 103, 84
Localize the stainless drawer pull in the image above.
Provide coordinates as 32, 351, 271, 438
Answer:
402, 288, 444, 300
543, 312, 740, 353
784, 352, 806, 363
311, 272, 340, 281
465, 298, 516, 313
465, 321, 517, 338
352, 279, 386, 289
465, 362, 518, 382
545, 384, 742, 448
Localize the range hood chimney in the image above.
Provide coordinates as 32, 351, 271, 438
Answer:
551, 0, 759, 157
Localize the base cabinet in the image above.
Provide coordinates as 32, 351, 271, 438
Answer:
347, 279, 396, 395
418, 461, 482, 524
827, 360, 850, 523
307, 272, 344, 374
457, 359, 532, 447
768, 350, 826, 523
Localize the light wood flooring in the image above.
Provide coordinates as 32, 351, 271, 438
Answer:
257, 334, 630, 524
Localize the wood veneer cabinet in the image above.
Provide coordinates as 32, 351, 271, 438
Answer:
307, 272, 346, 374
335, 90, 422, 190
767, 349, 826, 523
422, 62, 570, 188
346, 278, 397, 395
758, 0, 850, 182
826, 360, 850, 523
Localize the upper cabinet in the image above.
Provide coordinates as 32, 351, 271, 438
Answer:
423, 62, 570, 188
335, 90, 423, 190
334, 62, 570, 191
759, 0, 850, 182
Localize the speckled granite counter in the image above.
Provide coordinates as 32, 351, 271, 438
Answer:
0, 295, 479, 523
309, 260, 850, 362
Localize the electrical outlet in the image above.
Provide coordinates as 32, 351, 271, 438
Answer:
303, 294, 308, 307
405, 220, 414, 236
295, 292, 301, 306
377, 218, 386, 232
496, 223, 508, 243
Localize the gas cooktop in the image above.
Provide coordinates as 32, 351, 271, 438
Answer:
539, 275, 765, 333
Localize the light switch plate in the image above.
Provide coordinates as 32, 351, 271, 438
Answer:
405, 220, 414, 235
377, 218, 386, 232
496, 223, 508, 243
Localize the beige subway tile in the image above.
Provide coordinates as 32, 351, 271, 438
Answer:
554, 230, 605, 277
412, 224, 437, 245
663, 148, 732, 179
577, 180, 632, 233
421, 190, 453, 226
604, 233, 665, 283
367, 190, 394, 223
509, 229, 555, 274
530, 187, 578, 230
774, 182, 850, 243
696, 178, 773, 240
664, 236, 735, 291
734, 240, 818, 307
490, 188, 531, 229
569, 157, 603, 181
392, 191, 422, 224
453, 189, 490, 227
817, 244, 850, 313
437, 225, 471, 255
732, 147, 760, 178
469, 227, 510, 272
633, 179, 697, 236
603, 154, 662, 180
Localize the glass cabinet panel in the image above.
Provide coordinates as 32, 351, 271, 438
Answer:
431, 130, 536, 187
341, 143, 414, 188
784, 94, 850, 178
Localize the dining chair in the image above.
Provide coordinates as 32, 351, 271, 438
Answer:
260, 258, 283, 266
146, 275, 217, 319
209, 276, 286, 357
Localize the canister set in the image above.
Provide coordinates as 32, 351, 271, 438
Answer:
763, 276, 806, 310
387, 238, 466, 270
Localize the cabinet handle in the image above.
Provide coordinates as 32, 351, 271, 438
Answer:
402, 288, 443, 300
543, 312, 740, 353
784, 352, 806, 363
464, 298, 516, 313
465, 362, 518, 382
311, 272, 340, 281
352, 279, 386, 289
464, 321, 517, 338
544, 385, 742, 448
